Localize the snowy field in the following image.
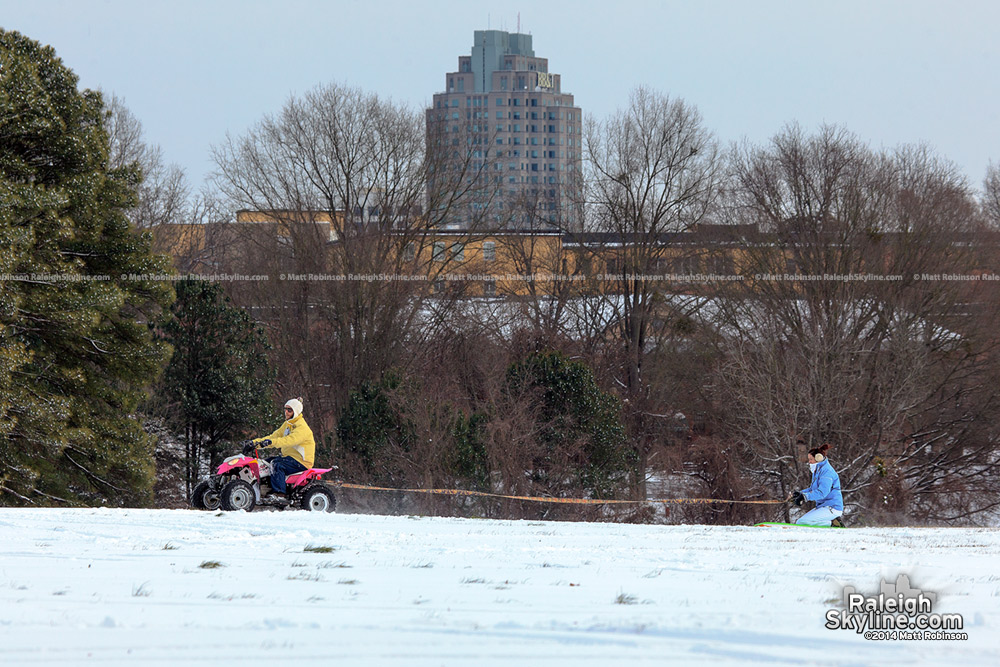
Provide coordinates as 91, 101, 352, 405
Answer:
0, 508, 997, 666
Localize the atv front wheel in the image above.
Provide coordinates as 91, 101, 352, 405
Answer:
220, 480, 256, 512
191, 480, 221, 511
301, 485, 336, 513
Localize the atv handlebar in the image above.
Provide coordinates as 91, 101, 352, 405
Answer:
241, 439, 270, 456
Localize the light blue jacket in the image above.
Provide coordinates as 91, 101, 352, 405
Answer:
801, 459, 843, 511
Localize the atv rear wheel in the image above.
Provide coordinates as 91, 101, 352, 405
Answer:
301, 484, 335, 513
191, 480, 221, 511
220, 480, 256, 512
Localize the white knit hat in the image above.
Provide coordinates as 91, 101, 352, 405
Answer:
284, 397, 303, 419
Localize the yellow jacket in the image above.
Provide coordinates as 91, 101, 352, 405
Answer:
255, 414, 315, 468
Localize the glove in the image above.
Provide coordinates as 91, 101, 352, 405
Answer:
241, 440, 256, 455
792, 491, 805, 507
259, 439, 271, 448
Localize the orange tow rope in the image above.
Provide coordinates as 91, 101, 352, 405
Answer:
334, 482, 783, 506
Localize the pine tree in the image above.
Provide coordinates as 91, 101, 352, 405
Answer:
336, 373, 412, 486
0, 30, 174, 506
506, 352, 634, 498
159, 279, 274, 495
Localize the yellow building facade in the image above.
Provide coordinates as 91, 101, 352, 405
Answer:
154, 210, 758, 297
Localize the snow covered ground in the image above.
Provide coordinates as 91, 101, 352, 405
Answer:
0, 508, 996, 665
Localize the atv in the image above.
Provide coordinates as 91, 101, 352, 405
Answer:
190, 445, 337, 513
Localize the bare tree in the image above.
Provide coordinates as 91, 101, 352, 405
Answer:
493, 205, 577, 345
210, 82, 500, 439
714, 125, 1000, 522
582, 87, 723, 497
103, 92, 189, 230
984, 161, 1000, 227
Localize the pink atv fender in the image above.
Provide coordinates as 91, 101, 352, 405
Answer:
285, 468, 334, 488
216, 455, 260, 478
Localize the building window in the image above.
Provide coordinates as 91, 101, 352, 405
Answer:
403, 242, 415, 262
483, 241, 495, 262
433, 242, 446, 262
452, 243, 464, 262
484, 279, 496, 297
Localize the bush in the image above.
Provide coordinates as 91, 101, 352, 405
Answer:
506, 351, 634, 498
335, 373, 412, 485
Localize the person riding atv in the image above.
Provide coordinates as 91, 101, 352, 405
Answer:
243, 397, 315, 496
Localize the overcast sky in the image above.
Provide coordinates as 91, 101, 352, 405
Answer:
3, 0, 998, 189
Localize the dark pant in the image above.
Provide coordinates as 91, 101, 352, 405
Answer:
268, 456, 307, 493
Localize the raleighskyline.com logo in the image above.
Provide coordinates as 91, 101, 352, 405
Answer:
825, 575, 968, 641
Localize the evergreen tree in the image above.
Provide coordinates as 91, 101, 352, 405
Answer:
336, 373, 412, 485
0, 30, 173, 506
506, 352, 633, 498
449, 409, 490, 491
336, 374, 490, 490
159, 279, 274, 494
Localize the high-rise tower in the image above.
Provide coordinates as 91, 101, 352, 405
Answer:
427, 30, 583, 230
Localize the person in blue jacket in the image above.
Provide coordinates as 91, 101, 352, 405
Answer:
789, 444, 845, 527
